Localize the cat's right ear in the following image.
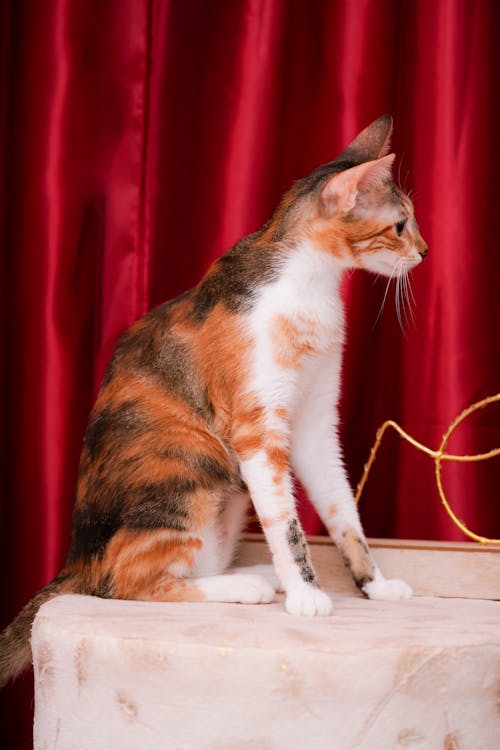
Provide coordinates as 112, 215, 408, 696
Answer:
321, 154, 395, 217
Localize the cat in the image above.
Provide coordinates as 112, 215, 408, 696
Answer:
0, 115, 428, 687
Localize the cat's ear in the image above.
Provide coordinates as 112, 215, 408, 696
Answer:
338, 115, 393, 162
321, 154, 395, 216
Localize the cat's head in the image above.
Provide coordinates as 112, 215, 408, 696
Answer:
272, 116, 428, 277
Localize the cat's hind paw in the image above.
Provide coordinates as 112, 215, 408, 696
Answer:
228, 574, 277, 604
362, 576, 413, 601
196, 573, 276, 604
234, 564, 283, 592
285, 585, 333, 617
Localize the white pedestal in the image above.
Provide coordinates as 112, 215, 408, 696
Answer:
32, 573, 500, 749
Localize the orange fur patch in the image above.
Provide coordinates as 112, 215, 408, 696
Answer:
255, 189, 299, 245
192, 303, 254, 440
270, 313, 319, 369
306, 217, 349, 257
274, 407, 289, 421
340, 527, 374, 583
139, 577, 205, 603
103, 529, 203, 599
265, 444, 289, 473
260, 510, 292, 528
231, 393, 266, 459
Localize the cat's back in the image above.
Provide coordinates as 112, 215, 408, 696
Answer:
108, 235, 284, 372
109, 290, 193, 375
187, 236, 285, 325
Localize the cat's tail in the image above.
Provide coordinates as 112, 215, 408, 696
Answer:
0, 570, 78, 689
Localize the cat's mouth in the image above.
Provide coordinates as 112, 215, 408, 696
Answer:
365, 254, 422, 278
396, 256, 422, 273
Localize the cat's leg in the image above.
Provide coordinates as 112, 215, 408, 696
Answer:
181, 487, 251, 579
232, 406, 333, 616
291, 354, 412, 601
95, 527, 276, 604
140, 573, 277, 605
161, 489, 278, 603
218, 488, 284, 590
215, 488, 252, 571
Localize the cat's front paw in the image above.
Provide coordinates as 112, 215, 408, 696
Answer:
285, 585, 333, 617
362, 576, 413, 601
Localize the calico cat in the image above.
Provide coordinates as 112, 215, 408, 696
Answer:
0, 115, 427, 687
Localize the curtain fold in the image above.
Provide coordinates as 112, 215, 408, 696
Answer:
1, 2, 499, 746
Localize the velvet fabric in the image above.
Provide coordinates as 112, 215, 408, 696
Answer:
1, 1, 499, 746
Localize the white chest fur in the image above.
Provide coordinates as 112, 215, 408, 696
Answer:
245, 240, 345, 410
260, 240, 344, 340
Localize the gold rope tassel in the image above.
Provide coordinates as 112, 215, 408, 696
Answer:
355, 394, 500, 545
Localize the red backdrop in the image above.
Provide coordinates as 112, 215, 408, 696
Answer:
1, 1, 499, 747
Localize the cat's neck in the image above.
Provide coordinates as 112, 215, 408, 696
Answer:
249, 236, 345, 338
279, 237, 345, 299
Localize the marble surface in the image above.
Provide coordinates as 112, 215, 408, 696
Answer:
32, 591, 500, 750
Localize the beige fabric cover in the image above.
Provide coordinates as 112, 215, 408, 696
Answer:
31, 591, 500, 749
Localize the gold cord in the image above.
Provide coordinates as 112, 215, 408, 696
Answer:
355, 394, 500, 545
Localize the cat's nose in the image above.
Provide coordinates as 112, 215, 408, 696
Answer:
419, 247, 428, 259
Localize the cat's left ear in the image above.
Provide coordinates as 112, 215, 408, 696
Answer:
321, 154, 395, 217
338, 114, 394, 162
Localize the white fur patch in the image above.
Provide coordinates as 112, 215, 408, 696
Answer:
285, 584, 333, 617
196, 574, 276, 604
363, 573, 413, 601
234, 564, 283, 592
248, 240, 345, 381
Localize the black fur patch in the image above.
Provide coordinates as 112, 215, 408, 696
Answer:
84, 401, 145, 460
190, 453, 232, 484
358, 576, 375, 597
70, 450, 234, 557
152, 336, 214, 420
339, 535, 375, 594
152, 446, 233, 486
122, 478, 193, 531
68, 498, 123, 561
111, 306, 214, 421
286, 518, 317, 586
94, 573, 113, 598
190, 240, 284, 323
294, 158, 358, 200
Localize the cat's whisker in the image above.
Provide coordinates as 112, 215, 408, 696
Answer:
403, 271, 416, 328
403, 169, 411, 195
397, 155, 403, 189
407, 270, 417, 308
395, 274, 403, 331
399, 268, 407, 315
401, 266, 416, 327
373, 272, 395, 329
397, 276, 404, 332
400, 271, 413, 329
394, 264, 412, 337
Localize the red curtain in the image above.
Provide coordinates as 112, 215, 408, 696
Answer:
1, 1, 499, 746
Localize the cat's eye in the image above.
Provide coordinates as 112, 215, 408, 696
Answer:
395, 219, 406, 235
